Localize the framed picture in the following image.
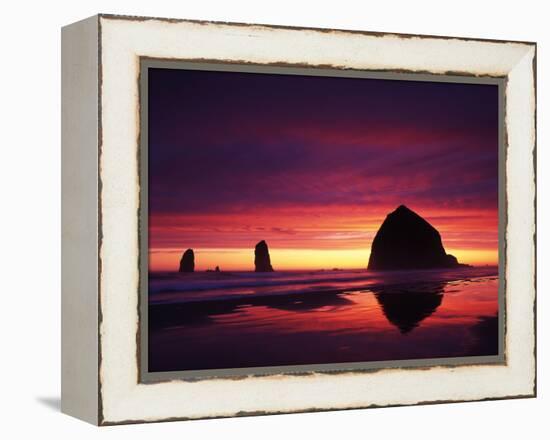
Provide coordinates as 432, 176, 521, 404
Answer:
61, 14, 536, 425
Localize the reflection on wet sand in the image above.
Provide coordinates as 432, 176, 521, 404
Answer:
149, 289, 354, 330
148, 271, 500, 372
373, 283, 445, 334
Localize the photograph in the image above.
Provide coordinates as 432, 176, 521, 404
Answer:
145, 66, 501, 374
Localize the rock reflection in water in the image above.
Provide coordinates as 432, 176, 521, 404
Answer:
373, 282, 445, 334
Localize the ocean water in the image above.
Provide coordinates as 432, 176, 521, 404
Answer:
148, 266, 499, 372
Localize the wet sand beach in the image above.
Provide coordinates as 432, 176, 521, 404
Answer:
148, 266, 499, 372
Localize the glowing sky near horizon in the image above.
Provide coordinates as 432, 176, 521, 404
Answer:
148, 68, 499, 271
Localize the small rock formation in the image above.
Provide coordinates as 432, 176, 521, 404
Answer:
254, 240, 274, 272
215, 266, 220, 272
179, 249, 195, 273
368, 205, 465, 270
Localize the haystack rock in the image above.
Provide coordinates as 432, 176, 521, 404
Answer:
368, 205, 465, 270
179, 249, 195, 273
254, 240, 274, 272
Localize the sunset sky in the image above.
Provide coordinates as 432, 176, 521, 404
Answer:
148, 68, 499, 271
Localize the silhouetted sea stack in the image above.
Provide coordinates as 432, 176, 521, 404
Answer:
179, 249, 195, 273
254, 240, 274, 272
368, 205, 465, 270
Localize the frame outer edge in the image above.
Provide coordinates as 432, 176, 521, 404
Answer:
95, 15, 537, 424
61, 14, 100, 425
531, 44, 537, 398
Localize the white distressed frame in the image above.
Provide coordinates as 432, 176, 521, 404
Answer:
62, 14, 536, 425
